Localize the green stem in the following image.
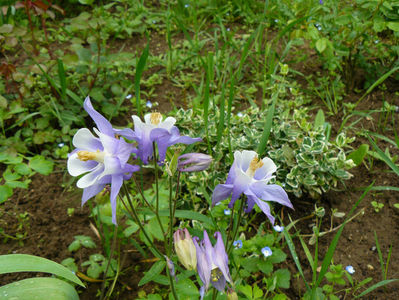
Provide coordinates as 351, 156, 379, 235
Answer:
121, 184, 163, 258
227, 198, 244, 254
99, 224, 117, 300
152, 143, 166, 238
167, 263, 179, 300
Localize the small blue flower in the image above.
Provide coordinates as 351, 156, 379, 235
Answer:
319, 0, 323, 4
346, 265, 355, 274
236, 112, 243, 117
227, 28, 230, 32
58, 143, 65, 148
184, 4, 189, 8
146, 100, 153, 108
273, 225, 284, 232
152, 20, 156, 24
126, 94, 132, 99
374, 40, 380, 44
261, 246, 272, 257
224, 209, 231, 215
233, 240, 243, 249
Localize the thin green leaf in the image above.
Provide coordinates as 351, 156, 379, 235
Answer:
58, 59, 67, 101
315, 183, 374, 287
135, 38, 149, 117
354, 279, 398, 298
368, 136, 399, 176
0, 254, 84, 287
257, 91, 279, 156
283, 229, 310, 291
138, 260, 166, 286
356, 66, 399, 106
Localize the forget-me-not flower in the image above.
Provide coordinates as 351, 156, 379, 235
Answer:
261, 246, 272, 257
233, 240, 243, 249
212, 150, 293, 224
273, 225, 284, 232
346, 265, 355, 274
193, 231, 232, 299
67, 97, 139, 224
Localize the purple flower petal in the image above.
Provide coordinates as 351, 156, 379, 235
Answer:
110, 174, 123, 224
212, 184, 233, 206
84, 97, 114, 137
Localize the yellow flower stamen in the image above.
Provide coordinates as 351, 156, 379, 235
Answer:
211, 268, 223, 282
77, 150, 105, 163
150, 112, 162, 125
246, 156, 264, 177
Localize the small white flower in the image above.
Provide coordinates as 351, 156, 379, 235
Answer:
237, 112, 243, 117
126, 94, 132, 99
346, 265, 355, 274
146, 101, 153, 108
184, 4, 189, 8
273, 225, 284, 232
58, 143, 65, 148
224, 209, 231, 215
261, 247, 272, 257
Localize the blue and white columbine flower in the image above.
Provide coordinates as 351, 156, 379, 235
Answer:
126, 113, 201, 164
67, 97, 139, 224
261, 247, 272, 257
212, 150, 293, 224
345, 265, 355, 274
193, 231, 232, 299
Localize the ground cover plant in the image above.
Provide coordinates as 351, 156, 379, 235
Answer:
1, 0, 399, 299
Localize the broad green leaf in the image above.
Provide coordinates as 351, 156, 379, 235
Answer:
274, 269, 291, 289
387, 22, 399, 31
315, 38, 327, 53
0, 277, 79, 300
175, 278, 199, 297
314, 109, 325, 128
138, 260, 166, 286
0, 185, 13, 204
0, 254, 84, 287
347, 144, 369, 166
14, 163, 31, 175
29, 155, 54, 175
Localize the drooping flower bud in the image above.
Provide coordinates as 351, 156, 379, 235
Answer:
177, 153, 212, 172
174, 228, 197, 271
227, 288, 238, 300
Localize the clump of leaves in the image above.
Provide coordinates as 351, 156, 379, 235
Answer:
175, 90, 355, 199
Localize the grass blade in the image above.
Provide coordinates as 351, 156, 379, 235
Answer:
57, 59, 67, 101
257, 91, 278, 156
315, 182, 374, 287
283, 229, 310, 291
354, 279, 398, 298
368, 136, 399, 176
135, 38, 149, 118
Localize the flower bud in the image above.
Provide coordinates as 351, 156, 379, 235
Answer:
174, 228, 197, 270
177, 153, 212, 172
227, 288, 238, 300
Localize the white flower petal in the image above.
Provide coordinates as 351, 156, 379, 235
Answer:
72, 128, 102, 151
254, 157, 277, 180
159, 117, 176, 130
67, 153, 98, 176
77, 164, 104, 188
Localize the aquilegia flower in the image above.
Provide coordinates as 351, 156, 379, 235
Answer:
212, 150, 293, 224
67, 97, 139, 224
193, 231, 232, 299
127, 113, 201, 164
174, 228, 197, 271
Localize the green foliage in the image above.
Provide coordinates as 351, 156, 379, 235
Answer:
176, 92, 355, 199
0, 254, 83, 300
